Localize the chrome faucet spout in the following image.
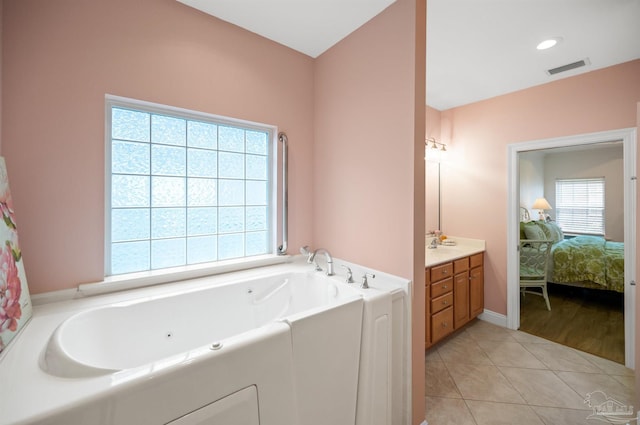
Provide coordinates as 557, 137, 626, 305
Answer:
311, 248, 334, 276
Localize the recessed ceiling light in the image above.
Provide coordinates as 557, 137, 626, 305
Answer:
537, 37, 563, 50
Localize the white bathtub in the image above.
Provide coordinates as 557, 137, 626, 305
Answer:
42, 271, 362, 377
0, 259, 410, 425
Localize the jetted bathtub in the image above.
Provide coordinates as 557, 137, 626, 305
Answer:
42, 271, 362, 377
1, 265, 376, 425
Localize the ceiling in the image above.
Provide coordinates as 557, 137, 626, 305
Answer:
177, 0, 396, 58
179, 0, 640, 111
426, 0, 640, 110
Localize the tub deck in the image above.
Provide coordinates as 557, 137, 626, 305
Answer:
0, 258, 411, 425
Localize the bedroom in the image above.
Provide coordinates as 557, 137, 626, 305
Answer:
519, 141, 625, 363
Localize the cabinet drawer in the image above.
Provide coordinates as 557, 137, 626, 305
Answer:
453, 257, 469, 274
430, 263, 453, 281
431, 306, 453, 343
431, 277, 453, 298
470, 253, 483, 269
431, 291, 453, 314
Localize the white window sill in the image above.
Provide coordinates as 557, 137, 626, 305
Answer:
30, 255, 293, 306
3, 255, 293, 305
78, 255, 291, 298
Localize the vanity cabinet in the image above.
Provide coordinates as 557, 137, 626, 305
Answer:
469, 254, 484, 318
425, 252, 484, 348
428, 263, 453, 344
453, 258, 470, 328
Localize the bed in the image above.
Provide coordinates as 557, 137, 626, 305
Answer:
520, 220, 624, 293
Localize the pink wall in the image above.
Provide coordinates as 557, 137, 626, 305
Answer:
2, 0, 315, 293
636, 101, 640, 412
442, 65, 640, 409
425, 105, 442, 231
4, 0, 427, 421
440, 59, 640, 315
425, 105, 441, 140
314, 0, 426, 422
0, 0, 2, 153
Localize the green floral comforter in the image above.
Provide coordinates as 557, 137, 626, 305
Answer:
551, 236, 624, 293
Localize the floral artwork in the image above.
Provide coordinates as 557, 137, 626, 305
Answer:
0, 157, 32, 354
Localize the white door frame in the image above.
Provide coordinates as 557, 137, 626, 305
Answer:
506, 127, 637, 369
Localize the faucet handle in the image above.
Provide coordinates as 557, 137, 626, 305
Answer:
341, 265, 354, 283
300, 245, 313, 262
361, 272, 375, 289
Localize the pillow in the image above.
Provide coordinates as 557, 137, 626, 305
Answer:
550, 222, 564, 241
522, 222, 546, 240
539, 221, 564, 243
519, 222, 528, 240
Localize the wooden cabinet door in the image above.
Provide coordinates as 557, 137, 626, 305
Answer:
425, 269, 431, 348
453, 271, 470, 329
470, 265, 484, 318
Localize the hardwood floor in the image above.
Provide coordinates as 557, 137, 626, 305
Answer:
519, 282, 625, 364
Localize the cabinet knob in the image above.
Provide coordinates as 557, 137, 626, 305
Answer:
443, 300, 448, 305
441, 322, 448, 328
443, 285, 448, 289
442, 270, 448, 274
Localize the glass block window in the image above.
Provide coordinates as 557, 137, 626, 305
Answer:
555, 178, 605, 235
107, 100, 272, 276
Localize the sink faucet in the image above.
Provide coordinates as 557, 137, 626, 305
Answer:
310, 248, 334, 276
428, 237, 439, 249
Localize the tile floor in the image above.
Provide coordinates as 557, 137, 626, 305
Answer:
425, 320, 636, 425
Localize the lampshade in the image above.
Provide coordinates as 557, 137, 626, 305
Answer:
532, 197, 552, 210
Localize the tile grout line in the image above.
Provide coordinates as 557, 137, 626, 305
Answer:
425, 321, 635, 424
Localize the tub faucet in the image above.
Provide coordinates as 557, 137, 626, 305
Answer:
341, 265, 354, 283
300, 245, 313, 262
361, 272, 375, 289
310, 248, 334, 276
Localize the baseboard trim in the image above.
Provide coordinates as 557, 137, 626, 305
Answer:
478, 309, 507, 328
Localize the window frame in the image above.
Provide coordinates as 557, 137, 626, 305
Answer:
104, 94, 279, 278
555, 177, 605, 236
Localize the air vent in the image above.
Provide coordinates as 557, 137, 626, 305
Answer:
547, 58, 590, 75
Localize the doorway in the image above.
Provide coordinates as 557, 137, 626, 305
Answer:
506, 127, 637, 368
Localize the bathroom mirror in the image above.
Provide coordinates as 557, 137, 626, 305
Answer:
425, 160, 441, 233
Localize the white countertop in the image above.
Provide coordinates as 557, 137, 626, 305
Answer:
425, 236, 486, 268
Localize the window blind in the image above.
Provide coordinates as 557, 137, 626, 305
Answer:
555, 178, 605, 235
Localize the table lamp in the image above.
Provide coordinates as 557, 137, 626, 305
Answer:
532, 197, 552, 221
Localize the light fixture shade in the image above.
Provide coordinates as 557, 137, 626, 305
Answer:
532, 197, 552, 210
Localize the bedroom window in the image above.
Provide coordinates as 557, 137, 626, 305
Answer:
555, 178, 605, 236
106, 98, 273, 276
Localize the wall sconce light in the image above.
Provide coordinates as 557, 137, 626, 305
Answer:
425, 138, 447, 161
531, 197, 552, 221
425, 137, 447, 152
